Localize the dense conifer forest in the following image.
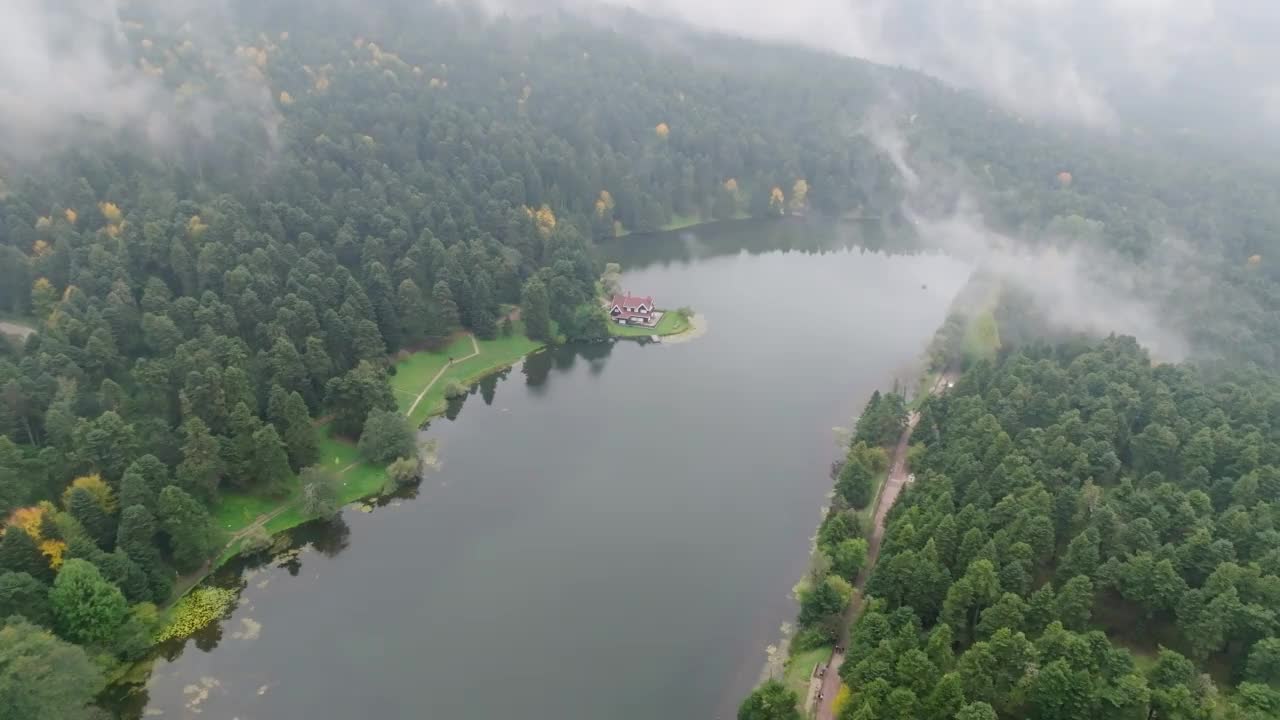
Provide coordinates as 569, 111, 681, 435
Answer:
3, 3, 1280, 718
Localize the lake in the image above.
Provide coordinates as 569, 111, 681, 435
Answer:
123, 218, 970, 719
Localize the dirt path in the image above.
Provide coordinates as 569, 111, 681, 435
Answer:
813, 371, 954, 720
403, 334, 480, 419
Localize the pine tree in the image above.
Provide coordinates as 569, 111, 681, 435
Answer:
118, 454, 169, 512
431, 280, 460, 333
67, 488, 116, 551
521, 276, 552, 341
116, 505, 173, 603
324, 361, 397, 438
396, 278, 430, 344
176, 417, 222, 504
0, 527, 51, 583
223, 402, 263, 490
0, 570, 53, 626
157, 486, 220, 573
277, 390, 318, 471
250, 425, 293, 494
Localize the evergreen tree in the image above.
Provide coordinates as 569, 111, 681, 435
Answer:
250, 425, 293, 494
324, 361, 397, 438
0, 527, 52, 583
837, 457, 875, 509
157, 486, 220, 573
175, 417, 222, 504
0, 571, 52, 626
276, 389, 318, 471
397, 279, 431, 344
521, 276, 553, 341
431, 280, 460, 333
67, 487, 115, 551
737, 679, 801, 720
116, 505, 172, 604
118, 454, 169, 512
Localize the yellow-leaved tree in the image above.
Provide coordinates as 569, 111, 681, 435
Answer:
594, 190, 615, 220
654, 122, 670, 139
31, 277, 57, 319
525, 205, 556, 239
186, 215, 208, 239
769, 187, 785, 215
790, 179, 809, 214
62, 474, 118, 513
8, 506, 45, 538
98, 201, 123, 224
63, 208, 77, 224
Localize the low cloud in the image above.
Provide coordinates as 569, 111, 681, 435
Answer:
0, 0, 279, 160
580, 0, 1280, 131
913, 207, 1191, 362
858, 111, 1192, 361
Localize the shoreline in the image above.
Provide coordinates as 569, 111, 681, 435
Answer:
161, 334, 549, 610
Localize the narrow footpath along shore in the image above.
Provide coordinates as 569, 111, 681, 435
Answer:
811, 371, 955, 720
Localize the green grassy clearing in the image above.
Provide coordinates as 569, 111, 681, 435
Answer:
401, 328, 542, 427
389, 335, 475, 402
210, 328, 543, 565
784, 645, 830, 704
854, 470, 890, 527
607, 310, 691, 338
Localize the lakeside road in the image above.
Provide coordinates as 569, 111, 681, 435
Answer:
813, 371, 954, 720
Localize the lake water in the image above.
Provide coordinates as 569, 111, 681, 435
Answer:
124, 219, 969, 719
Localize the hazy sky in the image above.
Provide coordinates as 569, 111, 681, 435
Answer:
582, 0, 1280, 131
3, 0, 1277, 156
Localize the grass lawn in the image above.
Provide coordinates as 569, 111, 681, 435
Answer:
389, 335, 475, 405
400, 328, 542, 427
607, 310, 691, 338
784, 645, 830, 704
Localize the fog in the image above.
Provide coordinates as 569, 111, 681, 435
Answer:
575, 0, 1280, 137
6, 0, 1276, 153
0, 0, 279, 159
859, 114, 1192, 361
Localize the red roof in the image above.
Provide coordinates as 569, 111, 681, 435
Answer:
610, 293, 654, 308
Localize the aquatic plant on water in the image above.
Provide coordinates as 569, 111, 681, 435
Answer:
155, 587, 236, 643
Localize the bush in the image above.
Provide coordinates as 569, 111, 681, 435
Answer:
155, 586, 235, 643
791, 625, 834, 652
299, 467, 340, 519
240, 525, 272, 554
443, 379, 468, 399
358, 410, 417, 465
387, 456, 421, 488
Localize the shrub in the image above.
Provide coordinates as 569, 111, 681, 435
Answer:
240, 525, 272, 554
387, 456, 421, 487
443, 379, 468, 399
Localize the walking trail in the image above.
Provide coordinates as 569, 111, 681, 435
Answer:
810, 371, 954, 720
404, 334, 480, 419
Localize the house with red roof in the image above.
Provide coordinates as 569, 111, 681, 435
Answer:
608, 292, 662, 327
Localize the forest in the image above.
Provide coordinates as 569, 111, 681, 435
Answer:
743, 339, 1280, 720
2, 1, 1280, 719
